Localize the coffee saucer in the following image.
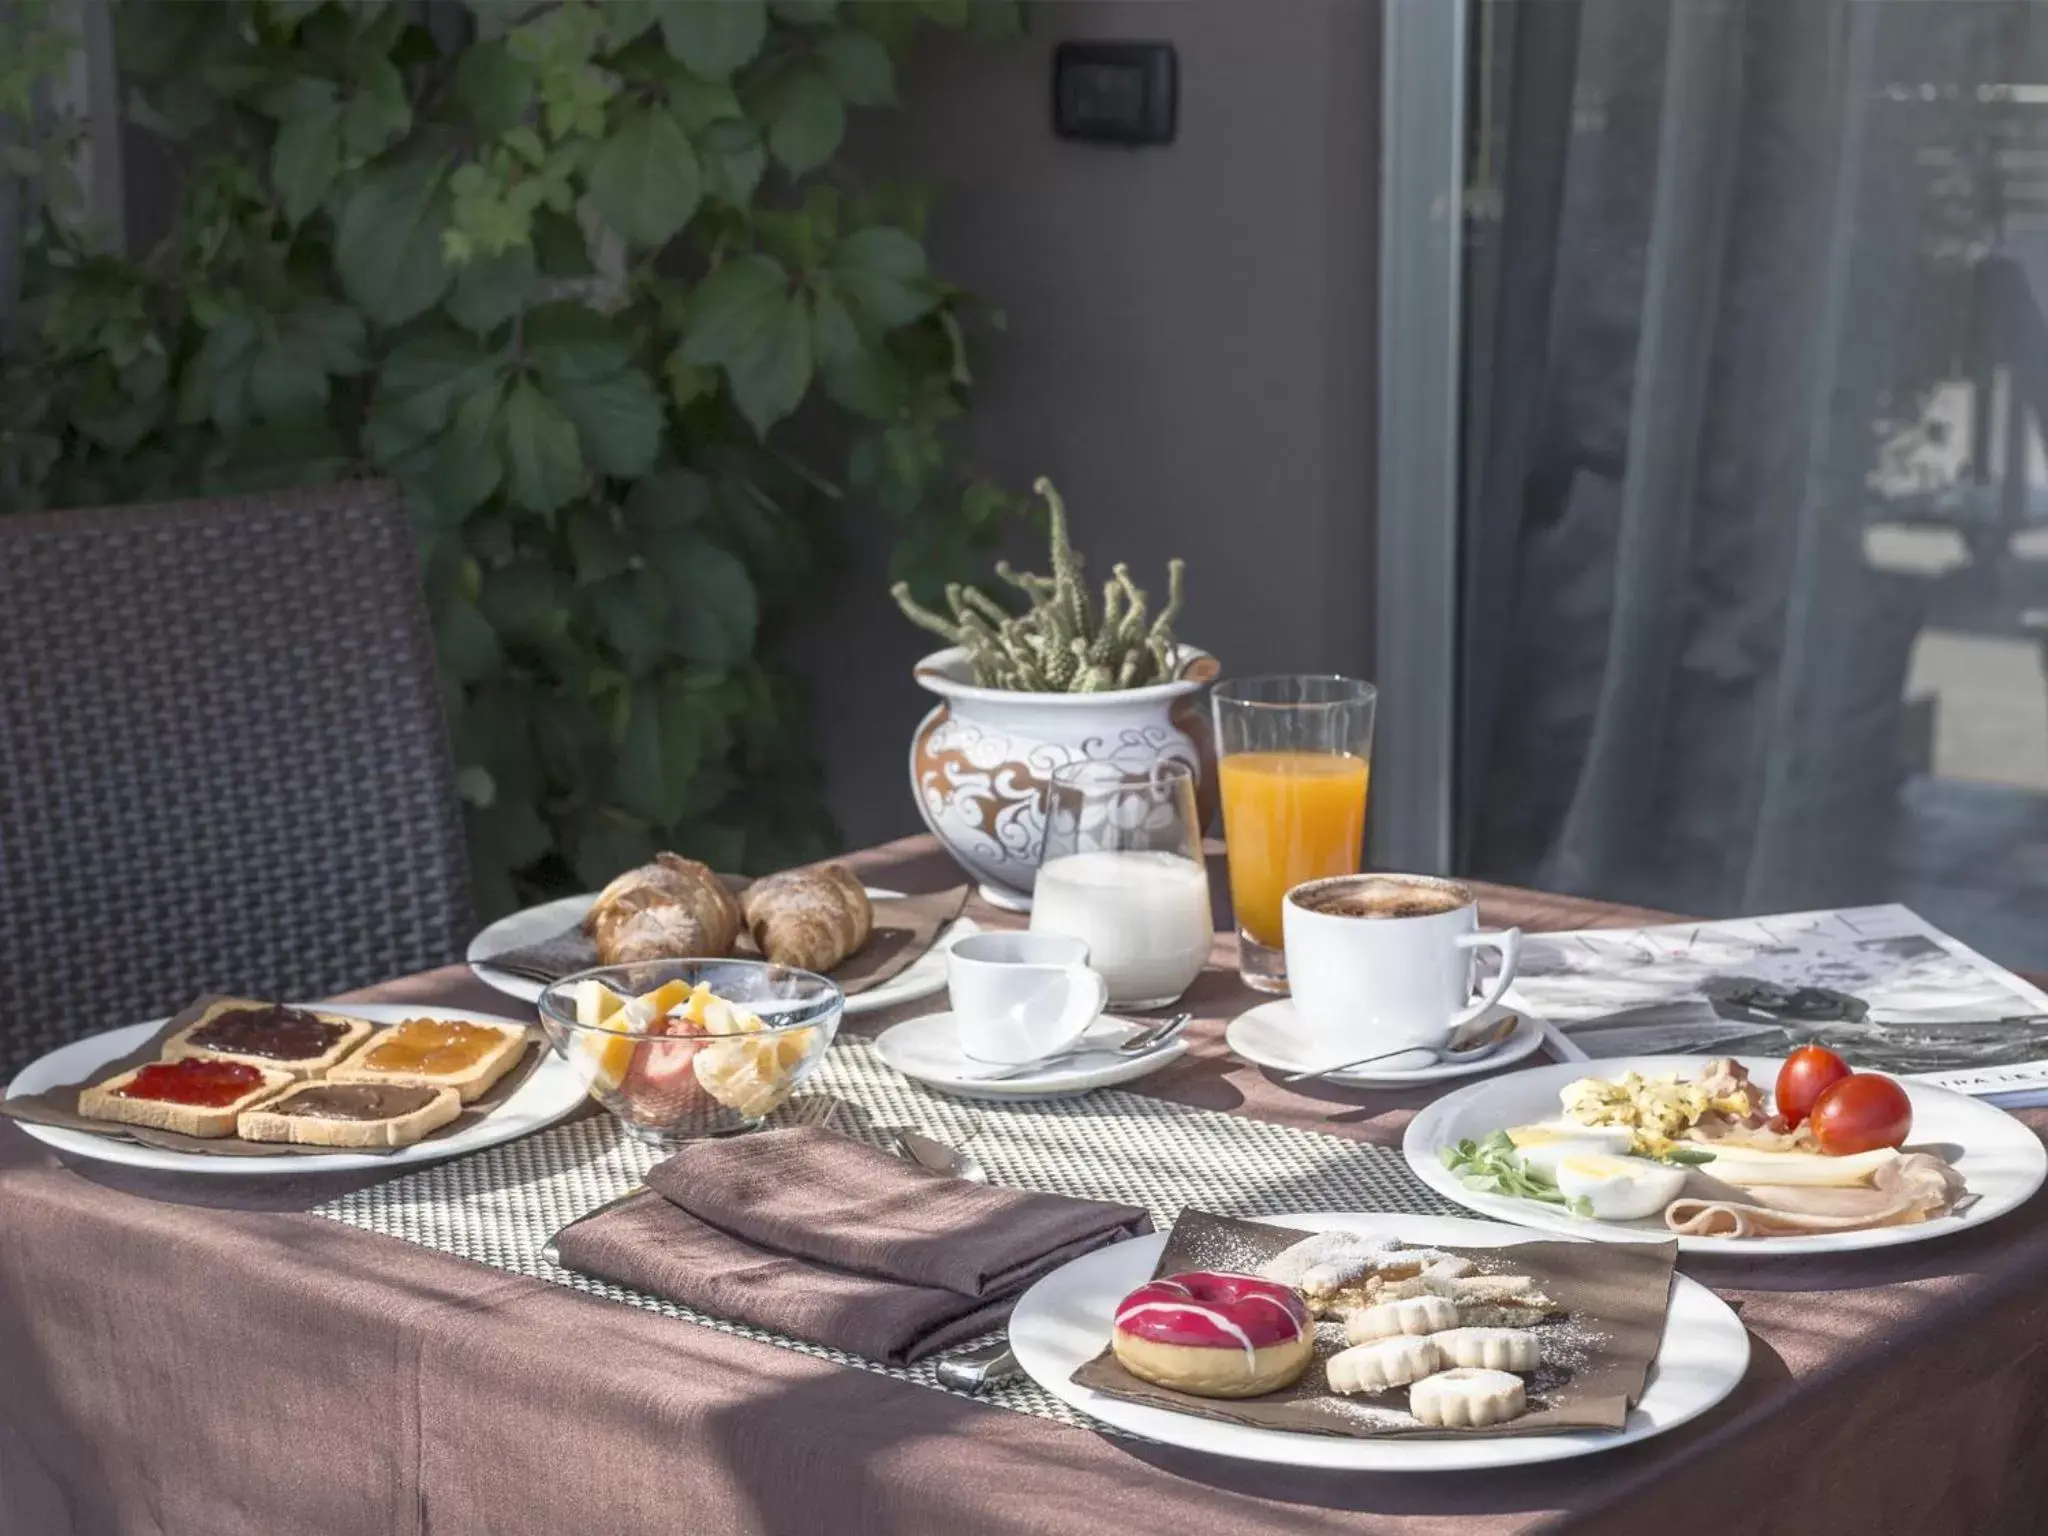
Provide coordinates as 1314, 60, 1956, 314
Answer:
872, 1012, 1188, 1100
1226, 998, 1547, 1087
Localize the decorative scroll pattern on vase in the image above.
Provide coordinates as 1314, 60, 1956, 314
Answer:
911, 706, 1202, 898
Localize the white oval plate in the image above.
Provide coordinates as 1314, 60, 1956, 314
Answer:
1226, 998, 1546, 1087
872, 1012, 1188, 1099
1008, 1209, 1748, 1471
465, 886, 977, 1016
1405, 1054, 2048, 1254
5, 1003, 585, 1175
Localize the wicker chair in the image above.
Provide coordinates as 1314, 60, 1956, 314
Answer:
0, 481, 475, 1078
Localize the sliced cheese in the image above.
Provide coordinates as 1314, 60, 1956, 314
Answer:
1701, 1144, 1899, 1188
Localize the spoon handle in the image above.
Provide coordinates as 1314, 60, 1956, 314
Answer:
959, 1013, 1191, 1082
935, 1342, 1021, 1394
1281, 1045, 1428, 1084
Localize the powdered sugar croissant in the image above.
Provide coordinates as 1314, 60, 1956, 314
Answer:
582, 853, 743, 963
741, 864, 872, 972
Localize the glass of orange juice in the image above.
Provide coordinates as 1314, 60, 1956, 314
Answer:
1212, 676, 1377, 992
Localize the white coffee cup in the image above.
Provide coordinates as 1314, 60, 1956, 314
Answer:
1281, 874, 1522, 1054
946, 931, 1109, 1065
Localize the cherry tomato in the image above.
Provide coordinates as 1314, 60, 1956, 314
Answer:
1775, 1045, 1852, 1127
1808, 1073, 1912, 1155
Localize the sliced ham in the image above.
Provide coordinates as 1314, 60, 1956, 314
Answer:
1663, 1152, 1967, 1238
1683, 1117, 1811, 1153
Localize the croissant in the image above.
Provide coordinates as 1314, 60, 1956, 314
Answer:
741, 864, 873, 973
582, 853, 743, 964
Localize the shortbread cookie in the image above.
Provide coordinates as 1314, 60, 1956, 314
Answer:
1373, 1275, 1443, 1304
1326, 1335, 1443, 1395
1432, 1327, 1541, 1373
1344, 1294, 1460, 1345
1452, 1273, 1535, 1302
1448, 1273, 1561, 1327
1376, 1256, 1480, 1304
1260, 1233, 1458, 1316
1458, 1299, 1563, 1330
1410, 1368, 1526, 1428
1260, 1231, 1398, 1292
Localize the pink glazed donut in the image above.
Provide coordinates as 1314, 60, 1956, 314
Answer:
1111, 1271, 1314, 1398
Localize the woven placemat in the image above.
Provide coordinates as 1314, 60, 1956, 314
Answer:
314, 1037, 1462, 1428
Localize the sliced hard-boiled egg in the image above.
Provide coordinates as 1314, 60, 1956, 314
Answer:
1554, 1154, 1689, 1220
1700, 1144, 1899, 1188
1505, 1121, 1634, 1177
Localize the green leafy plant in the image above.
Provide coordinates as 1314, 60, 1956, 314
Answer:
890, 476, 1187, 691
0, 0, 1027, 914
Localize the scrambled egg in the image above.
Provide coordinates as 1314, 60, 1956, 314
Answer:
1559, 1070, 1757, 1153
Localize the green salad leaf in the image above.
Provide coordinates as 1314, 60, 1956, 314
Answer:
1657, 1145, 1717, 1167
1438, 1131, 1594, 1217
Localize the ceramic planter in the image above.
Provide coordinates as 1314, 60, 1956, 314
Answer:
908, 645, 1219, 908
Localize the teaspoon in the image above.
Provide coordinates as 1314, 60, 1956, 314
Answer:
1281, 1012, 1521, 1084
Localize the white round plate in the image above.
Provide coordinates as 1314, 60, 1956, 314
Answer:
1405, 1054, 2048, 1255
465, 886, 977, 1016
1008, 1209, 1748, 1471
1226, 998, 1545, 1086
5, 1003, 586, 1176
872, 1012, 1188, 1099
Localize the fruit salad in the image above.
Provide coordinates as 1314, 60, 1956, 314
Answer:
569, 978, 818, 1123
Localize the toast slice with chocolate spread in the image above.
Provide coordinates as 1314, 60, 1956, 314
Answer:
237, 1081, 463, 1148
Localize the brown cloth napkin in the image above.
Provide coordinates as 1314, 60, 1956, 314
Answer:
1071, 1211, 1679, 1439
0, 995, 545, 1158
483, 884, 971, 992
551, 1125, 1152, 1365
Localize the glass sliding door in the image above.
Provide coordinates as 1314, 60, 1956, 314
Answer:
1435, 0, 2048, 969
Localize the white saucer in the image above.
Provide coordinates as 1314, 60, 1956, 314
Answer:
872, 1012, 1188, 1099
1225, 997, 1547, 1086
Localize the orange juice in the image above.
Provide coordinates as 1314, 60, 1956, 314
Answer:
1217, 752, 1371, 947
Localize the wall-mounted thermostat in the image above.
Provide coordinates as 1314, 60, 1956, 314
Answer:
1053, 41, 1177, 146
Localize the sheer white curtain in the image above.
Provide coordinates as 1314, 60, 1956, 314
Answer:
1460, 1, 2031, 940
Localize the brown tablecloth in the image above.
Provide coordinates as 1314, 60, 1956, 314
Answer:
5, 835, 2048, 1536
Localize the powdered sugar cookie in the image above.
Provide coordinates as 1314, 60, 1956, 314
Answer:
1326, 1335, 1443, 1394
1410, 1368, 1526, 1428
1431, 1326, 1541, 1372
1344, 1294, 1460, 1345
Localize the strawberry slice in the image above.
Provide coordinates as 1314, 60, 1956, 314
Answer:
619, 1012, 709, 1124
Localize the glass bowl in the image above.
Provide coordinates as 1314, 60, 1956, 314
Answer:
536, 959, 842, 1142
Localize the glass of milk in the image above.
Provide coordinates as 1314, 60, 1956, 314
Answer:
1031, 760, 1212, 1009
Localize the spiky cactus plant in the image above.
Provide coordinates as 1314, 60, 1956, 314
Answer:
891, 478, 1187, 692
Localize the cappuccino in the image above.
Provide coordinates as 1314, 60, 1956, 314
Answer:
1282, 873, 1521, 1052
1293, 875, 1471, 921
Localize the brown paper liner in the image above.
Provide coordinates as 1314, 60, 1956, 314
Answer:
1070, 1210, 1679, 1439
0, 994, 545, 1158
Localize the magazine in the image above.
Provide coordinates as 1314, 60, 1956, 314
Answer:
1510, 904, 2048, 1104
